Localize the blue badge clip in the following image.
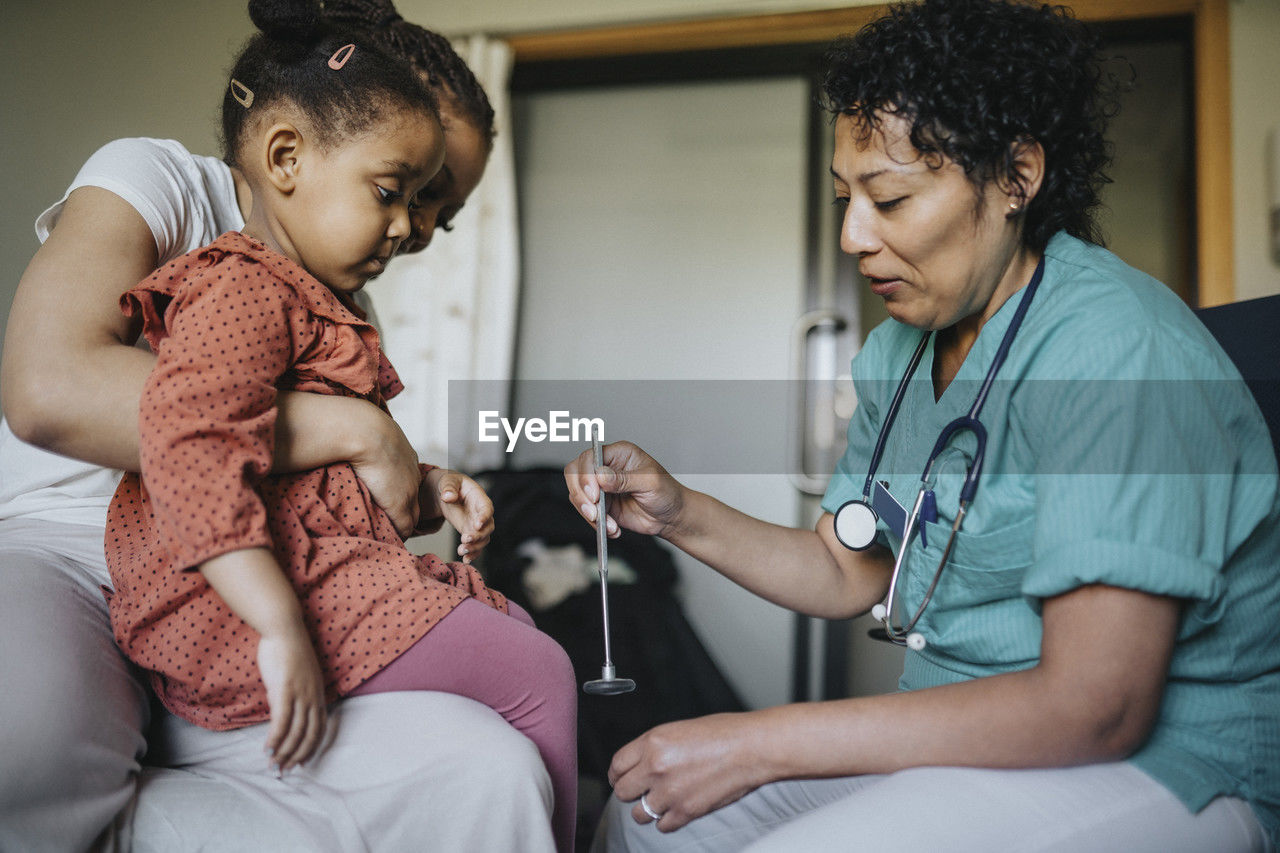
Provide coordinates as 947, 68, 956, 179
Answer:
918, 489, 938, 549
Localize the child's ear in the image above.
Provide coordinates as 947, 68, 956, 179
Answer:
263, 123, 304, 194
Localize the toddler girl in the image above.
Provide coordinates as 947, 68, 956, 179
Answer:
103, 2, 576, 849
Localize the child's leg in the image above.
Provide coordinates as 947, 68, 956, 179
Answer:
348, 600, 578, 853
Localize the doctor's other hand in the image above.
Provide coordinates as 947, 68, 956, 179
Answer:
608, 711, 769, 832
565, 441, 685, 540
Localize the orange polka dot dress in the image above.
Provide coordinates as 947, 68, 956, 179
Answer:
104, 231, 506, 731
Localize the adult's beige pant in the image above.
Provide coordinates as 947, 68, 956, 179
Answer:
593, 745, 1271, 852
0, 517, 556, 853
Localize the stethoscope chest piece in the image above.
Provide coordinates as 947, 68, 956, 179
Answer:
833, 499, 879, 551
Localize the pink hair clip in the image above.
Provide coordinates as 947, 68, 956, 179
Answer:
230, 79, 254, 108
328, 44, 355, 70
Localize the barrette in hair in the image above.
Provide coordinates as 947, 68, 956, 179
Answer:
328, 44, 355, 70
230, 79, 254, 108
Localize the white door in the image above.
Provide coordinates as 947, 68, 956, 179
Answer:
510, 76, 811, 709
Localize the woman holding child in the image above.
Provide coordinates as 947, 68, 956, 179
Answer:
0, 1, 566, 851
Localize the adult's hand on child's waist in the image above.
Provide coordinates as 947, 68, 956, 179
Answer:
347, 405, 421, 537
273, 393, 422, 537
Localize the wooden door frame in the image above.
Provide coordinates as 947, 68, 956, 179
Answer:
506, 0, 1233, 306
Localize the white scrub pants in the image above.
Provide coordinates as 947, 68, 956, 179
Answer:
0, 517, 556, 853
593, 759, 1272, 852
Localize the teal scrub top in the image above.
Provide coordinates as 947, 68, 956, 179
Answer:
822, 232, 1280, 842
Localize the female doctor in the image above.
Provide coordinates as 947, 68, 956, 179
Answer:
565, 1, 1280, 850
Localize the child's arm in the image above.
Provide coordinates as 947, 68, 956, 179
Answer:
137, 263, 325, 767
199, 548, 326, 771
418, 467, 494, 563
137, 271, 285, 571
3, 187, 419, 533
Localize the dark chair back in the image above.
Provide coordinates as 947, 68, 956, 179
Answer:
1194, 294, 1280, 461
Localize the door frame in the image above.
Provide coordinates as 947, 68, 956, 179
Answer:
506, 0, 1233, 306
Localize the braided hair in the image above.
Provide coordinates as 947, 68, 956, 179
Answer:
318, 0, 496, 142
221, 0, 438, 168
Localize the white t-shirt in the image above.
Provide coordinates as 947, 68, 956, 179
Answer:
0, 138, 243, 526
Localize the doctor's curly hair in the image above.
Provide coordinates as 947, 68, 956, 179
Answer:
821, 0, 1124, 251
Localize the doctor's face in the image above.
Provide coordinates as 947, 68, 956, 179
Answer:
831, 112, 1029, 333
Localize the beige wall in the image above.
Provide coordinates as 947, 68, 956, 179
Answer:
1230, 0, 1280, 301
1, 2, 253, 369
400, 0, 863, 33
3, 0, 1279, 366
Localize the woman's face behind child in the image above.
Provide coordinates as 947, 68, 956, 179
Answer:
278, 111, 445, 294
400, 105, 489, 255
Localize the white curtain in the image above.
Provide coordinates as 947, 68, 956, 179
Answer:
368, 35, 519, 474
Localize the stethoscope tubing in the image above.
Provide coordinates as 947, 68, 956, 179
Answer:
851, 256, 1047, 647
860, 331, 933, 503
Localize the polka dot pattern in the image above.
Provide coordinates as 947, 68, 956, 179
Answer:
104, 231, 506, 731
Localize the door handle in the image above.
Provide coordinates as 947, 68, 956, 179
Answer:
789, 310, 850, 496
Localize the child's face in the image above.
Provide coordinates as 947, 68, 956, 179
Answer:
288, 111, 444, 293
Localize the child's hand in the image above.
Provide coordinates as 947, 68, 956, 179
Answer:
257, 626, 327, 772
197, 549, 326, 771
423, 468, 494, 563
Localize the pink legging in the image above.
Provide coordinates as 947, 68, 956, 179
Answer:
349, 599, 578, 853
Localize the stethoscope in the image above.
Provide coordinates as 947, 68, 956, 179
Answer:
833, 257, 1045, 650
